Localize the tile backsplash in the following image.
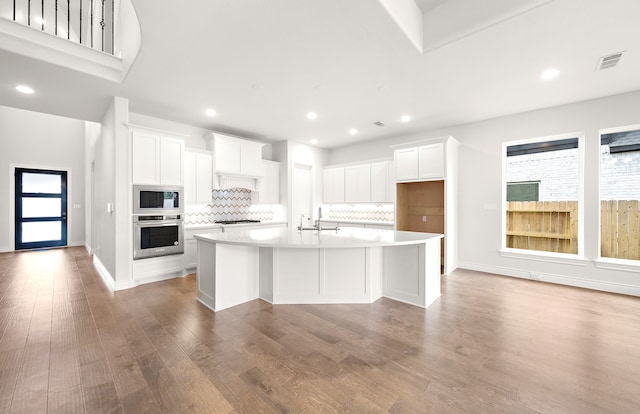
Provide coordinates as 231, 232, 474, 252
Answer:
322, 203, 394, 223
184, 188, 277, 226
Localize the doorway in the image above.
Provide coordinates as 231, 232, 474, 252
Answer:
292, 163, 312, 228
14, 168, 68, 250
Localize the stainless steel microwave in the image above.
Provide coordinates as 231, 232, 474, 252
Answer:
133, 185, 183, 215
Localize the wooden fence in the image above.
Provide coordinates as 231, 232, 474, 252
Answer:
506, 201, 578, 254
601, 200, 640, 260
506, 200, 640, 259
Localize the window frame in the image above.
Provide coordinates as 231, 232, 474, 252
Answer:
597, 124, 640, 270
501, 131, 585, 260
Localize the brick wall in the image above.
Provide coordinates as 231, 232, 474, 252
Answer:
506, 147, 640, 200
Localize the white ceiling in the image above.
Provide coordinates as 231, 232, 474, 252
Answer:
1, 0, 640, 148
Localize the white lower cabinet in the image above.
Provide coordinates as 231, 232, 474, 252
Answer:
184, 227, 221, 270
185, 223, 287, 270
132, 254, 185, 285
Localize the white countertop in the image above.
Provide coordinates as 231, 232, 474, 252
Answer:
319, 219, 394, 226
194, 227, 442, 249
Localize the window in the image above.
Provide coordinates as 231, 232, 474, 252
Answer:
504, 135, 581, 254
600, 126, 640, 261
507, 181, 539, 202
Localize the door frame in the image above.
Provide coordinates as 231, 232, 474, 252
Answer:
9, 164, 74, 251
291, 162, 313, 229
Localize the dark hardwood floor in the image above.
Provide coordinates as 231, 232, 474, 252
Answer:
1, 247, 640, 413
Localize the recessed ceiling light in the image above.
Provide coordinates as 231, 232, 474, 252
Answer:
34, 17, 45, 24
349, 128, 358, 135
307, 112, 317, 120
15, 85, 35, 94
401, 115, 411, 123
540, 68, 559, 80
310, 139, 318, 145
205, 108, 216, 117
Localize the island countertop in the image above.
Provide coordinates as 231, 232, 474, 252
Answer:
194, 227, 442, 249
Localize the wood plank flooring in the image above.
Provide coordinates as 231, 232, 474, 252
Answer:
1, 247, 640, 413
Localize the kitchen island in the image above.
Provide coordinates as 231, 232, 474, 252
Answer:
195, 227, 443, 312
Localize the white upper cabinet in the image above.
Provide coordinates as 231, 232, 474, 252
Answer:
322, 167, 345, 203
395, 147, 419, 181
370, 161, 394, 203
418, 143, 444, 179
214, 135, 241, 173
212, 133, 264, 176
240, 140, 263, 176
160, 137, 185, 185
345, 164, 371, 203
255, 160, 280, 204
184, 149, 213, 204
323, 160, 393, 204
132, 128, 184, 185
132, 131, 160, 184
393, 137, 454, 182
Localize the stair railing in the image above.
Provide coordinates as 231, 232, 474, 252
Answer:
7, 0, 116, 55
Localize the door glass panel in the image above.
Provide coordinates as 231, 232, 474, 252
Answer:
22, 197, 61, 218
21, 221, 62, 243
22, 173, 61, 194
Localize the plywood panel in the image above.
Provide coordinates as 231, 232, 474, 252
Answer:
396, 180, 445, 268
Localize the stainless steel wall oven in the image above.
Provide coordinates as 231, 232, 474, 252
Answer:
133, 215, 184, 259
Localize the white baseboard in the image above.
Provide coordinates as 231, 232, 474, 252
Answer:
0, 246, 11, 253
115, 279, 135, 291
93, 255, 115, 291
133, 271, 185, 287
458, 261, 640, 297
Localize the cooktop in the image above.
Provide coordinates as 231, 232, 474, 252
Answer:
214, 219, 261, 225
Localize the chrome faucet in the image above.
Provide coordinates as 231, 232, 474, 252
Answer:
297, 214, 316, 231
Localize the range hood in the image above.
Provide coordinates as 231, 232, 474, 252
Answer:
215, 172, 262, 191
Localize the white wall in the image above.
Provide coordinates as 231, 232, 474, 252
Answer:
91, 97, 130, 288
84, 121, 101, 252
330, 90, 640, 296
0, 106, 86, 252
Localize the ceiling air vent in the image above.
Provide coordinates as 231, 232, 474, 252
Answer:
373, 121, 385, 127
596, 51, 624, 71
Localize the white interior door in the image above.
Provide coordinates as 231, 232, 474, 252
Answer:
292, 164, 312, 228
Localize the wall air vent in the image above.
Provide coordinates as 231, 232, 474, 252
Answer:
596, 51, 625, 71
373, 121, 385, 127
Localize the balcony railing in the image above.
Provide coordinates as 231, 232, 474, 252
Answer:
2, 0, 115, 54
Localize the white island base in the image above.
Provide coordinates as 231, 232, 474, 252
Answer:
196, 228, 443, 312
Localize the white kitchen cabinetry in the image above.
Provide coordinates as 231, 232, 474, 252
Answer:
132, 128, 184, 185
418, 143, 444, 179
184, 149, 213, 204
345, 165, 371, 203
394, 141, 446, 182
370, 161, 395, 203
394, 147, 418, 181
184, 227, 222, 270
323, 159, 393, 204
322, 167, 345, 203
254, 160, 280, 204
212, 133, 264, 176
391, 136, 460, 274
184, 222, 286, 270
